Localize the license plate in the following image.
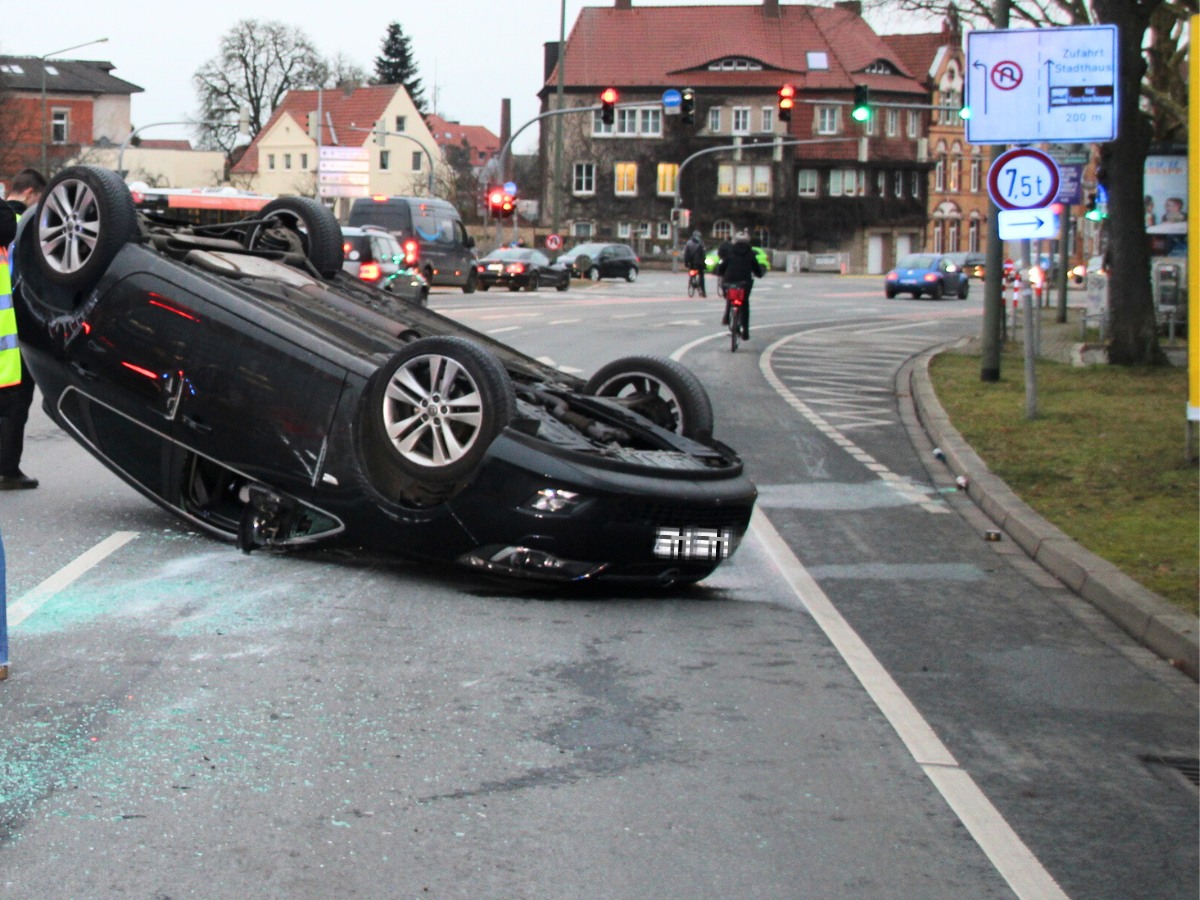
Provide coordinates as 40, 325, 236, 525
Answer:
487, 263, 503, 271
654, 526, 734, 561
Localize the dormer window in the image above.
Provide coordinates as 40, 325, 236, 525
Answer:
707, 57, 763, 72
0, 64, 24, 75
862, 60, 900, 76
806, 52, 829, 70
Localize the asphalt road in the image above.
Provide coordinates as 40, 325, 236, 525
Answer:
1, 270, 1195, 899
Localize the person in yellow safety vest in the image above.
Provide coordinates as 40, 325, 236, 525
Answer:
0, 167, 46, 489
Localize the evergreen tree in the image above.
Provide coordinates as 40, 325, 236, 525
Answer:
373, 22, 427, 115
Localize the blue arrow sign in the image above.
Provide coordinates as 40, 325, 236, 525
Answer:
998, 207, 1060, 240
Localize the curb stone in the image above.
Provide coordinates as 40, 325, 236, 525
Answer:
907, 347, 1199, 681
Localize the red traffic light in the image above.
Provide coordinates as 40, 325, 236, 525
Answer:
777, 83, 796, 122
600, 87, 618, 105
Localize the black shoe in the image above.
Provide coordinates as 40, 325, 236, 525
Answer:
0, 472, 38, 490
720, 317, 729, 325
741, 332, 750, 340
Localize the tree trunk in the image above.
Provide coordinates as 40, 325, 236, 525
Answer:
1094, 0, 1169, 366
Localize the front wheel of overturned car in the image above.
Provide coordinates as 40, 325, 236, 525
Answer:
361, 336, 516, 499
584, 355, 714, 442
249, 197, 344, 278
32, 165, 138, 291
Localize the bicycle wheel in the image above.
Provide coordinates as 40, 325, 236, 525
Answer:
687, 275, 697, 298
729, 305, 740, 352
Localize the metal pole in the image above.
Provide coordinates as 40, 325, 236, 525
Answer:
1055, 209, 1070, 322
550, 0, 567, 236
1021, 237, 1038, 419
979, 0, 1009, 382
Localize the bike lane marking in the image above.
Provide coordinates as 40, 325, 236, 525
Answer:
7, 532, 140, 629
748, 508, 1068, 900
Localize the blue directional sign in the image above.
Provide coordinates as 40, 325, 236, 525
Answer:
662, 89, 682, 108
998, 207, 1060, 240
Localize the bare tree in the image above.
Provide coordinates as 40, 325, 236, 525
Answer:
193, 20, 328, 154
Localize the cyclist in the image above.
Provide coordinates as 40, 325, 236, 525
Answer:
718, 230, 764, 340
683, 231, 707, 297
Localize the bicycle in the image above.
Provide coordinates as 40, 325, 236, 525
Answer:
725, 285, 746, 352
686, 268, 706, 298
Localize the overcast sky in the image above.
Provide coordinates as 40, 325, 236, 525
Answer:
2, 0, 931, 154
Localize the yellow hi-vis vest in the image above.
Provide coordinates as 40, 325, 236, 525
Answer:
0, 247, 20, 388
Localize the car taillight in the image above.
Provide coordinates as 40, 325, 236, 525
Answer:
923, 273, 938, 282
886, 272, 899, 281
403, 240, 419, 266
359, 261, 382, 282
505, 263, 526, 274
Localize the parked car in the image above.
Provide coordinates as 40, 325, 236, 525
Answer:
942, 251, 985, 281
341, 225, 428, 305
12, 166, 756, 586
475, 248, 570, 292
885, 253, 971, 299
557, 242, 639, 282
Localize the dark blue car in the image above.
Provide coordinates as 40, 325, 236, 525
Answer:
885, 253, 971, 300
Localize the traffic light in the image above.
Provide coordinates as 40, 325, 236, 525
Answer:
1085, 192, 1107, 222
498, 191, 515, 218
957, 104, 972, 120
680, 88, 695, 125
852, 85, 871, 122
600, 87, 618, 126
777, 84, 796, 123
487, 187, 504, 218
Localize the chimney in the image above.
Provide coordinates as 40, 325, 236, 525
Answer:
544, 41, 560, 83
763, 0, 781, 16
834, 1, 862, 15
615, 0, 632, 9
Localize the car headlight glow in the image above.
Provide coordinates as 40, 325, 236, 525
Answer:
522, 488, 585, 514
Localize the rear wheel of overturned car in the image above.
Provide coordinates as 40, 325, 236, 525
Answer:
361, 336, 515, 501
584, 355, 714, 442
32, 165, 138, 291
249, 197, 344, 278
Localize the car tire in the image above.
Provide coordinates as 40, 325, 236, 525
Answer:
957, 279, 969, 300
462, 269, 477, 294
587, 266, 601, 282
928, 281, 944, 300
584, 355, 714, 443
527, 273, 539, 292
362, 336, 515, 496
555, 276, 569, 292
885, 287, 897, 299
251, 197, 344, 278
31, 165, 138, 291
626, 266, 638, 283
478, 283, 490, 292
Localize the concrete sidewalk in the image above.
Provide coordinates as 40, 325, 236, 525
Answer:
902, 313, 1198, 681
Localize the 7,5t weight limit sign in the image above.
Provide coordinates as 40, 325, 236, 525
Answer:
987, 147, 1060, 210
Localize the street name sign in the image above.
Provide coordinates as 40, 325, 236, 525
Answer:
966, 25, 1118, 144
998, 207, 1060, 240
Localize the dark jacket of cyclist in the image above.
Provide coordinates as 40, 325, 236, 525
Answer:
718, 231, 764, 338
683, 231, 707, 296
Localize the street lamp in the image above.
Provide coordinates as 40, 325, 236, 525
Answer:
39, 37, 109, 173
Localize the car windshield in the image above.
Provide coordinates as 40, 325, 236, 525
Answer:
897, 254, 938, 269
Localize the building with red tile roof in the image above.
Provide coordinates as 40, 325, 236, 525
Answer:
425, 114, 499, 173
536, 0, 933, 269
230, 83, 443, 218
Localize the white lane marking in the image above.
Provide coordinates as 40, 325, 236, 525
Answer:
748, 509, 1068, 900
485, 326, 521, 335
7, 532, 140, 629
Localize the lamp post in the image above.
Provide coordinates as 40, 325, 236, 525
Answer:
39, 37, 109, 174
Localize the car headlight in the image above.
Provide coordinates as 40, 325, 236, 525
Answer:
521, 488, 586, 515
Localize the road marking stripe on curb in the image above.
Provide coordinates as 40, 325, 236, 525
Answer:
749, 508, 1069, 900
7, 531, 140, 629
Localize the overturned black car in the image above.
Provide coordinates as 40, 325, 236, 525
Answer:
13, 166, 756, 585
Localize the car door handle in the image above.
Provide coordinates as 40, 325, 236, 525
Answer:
69, 361, 98, 381
181, 414, 213, 434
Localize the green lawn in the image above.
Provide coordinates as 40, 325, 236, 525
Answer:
929, 348, 1199, 616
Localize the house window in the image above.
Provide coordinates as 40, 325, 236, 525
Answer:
657, 163, 678, 197
380, 150, 390, 170
640, 108, 662, 136
639, 222, 652, 238
732, 107, 751, 135
284, 153, 292, 170
968, 215, 981, 252
907, 110, 920, 138
934, 158, 945, 192
797, 169, 819, 197
761, 107, 774, 133
911, 171, 921, 198
934, 222, 944, 253
885, 108, 899, 137
300, 153, 309, 170
712, 219, 733, 242
592, 111, 614, 136
969, 155, 981, 193
615, 162, 638, 196
708, 108, 721, 132
894, 171, 903, 198
817, 106, 840, 135
617, 222, 631, 239
717, 163, 771, 197
267, 153, 276, 171
948, 219, 961, 252
573, 162, 595, 195
876, 170, 886, 196
863, 110, 877, 136
616, 108, 639, 135
395, 116, 407, 132
948, 154, 960, 192
573, 222, 593, 238
657, 221, 671, 239
51, 110, 68, 144
412, 151, 422, 171
829, 168, 860, 197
